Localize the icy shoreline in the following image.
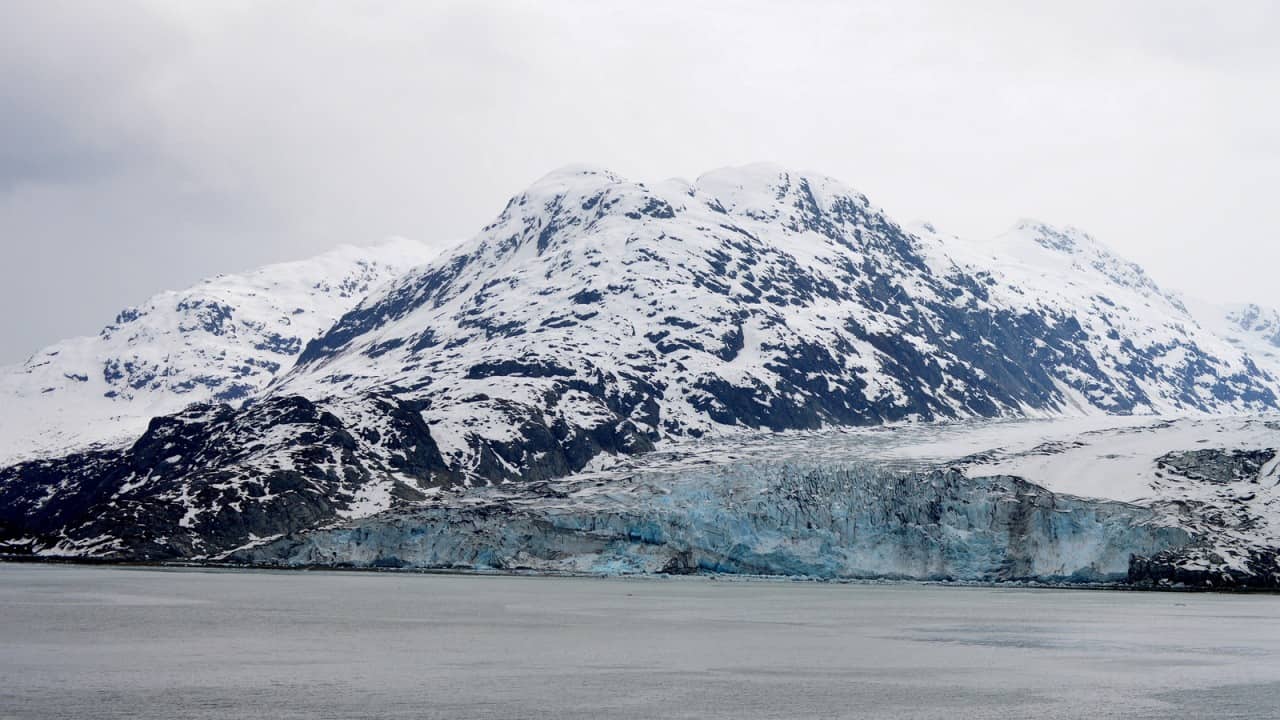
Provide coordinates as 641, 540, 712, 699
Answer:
6, 558, 1278, 594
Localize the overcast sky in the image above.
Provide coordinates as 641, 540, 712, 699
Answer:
2, 0, 1278, 363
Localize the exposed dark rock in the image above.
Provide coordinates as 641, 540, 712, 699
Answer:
1129, 548, 1280, 589
0, 394, 456, 560
1155, 449, 1276, 485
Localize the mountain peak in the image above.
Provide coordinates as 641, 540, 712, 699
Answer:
1007, 218, 1098, 254
0, 238, 442, 465
693, 163, 870, 218
492, 164, 883, 242
524, 164, 627, 194
984, 219, 1187, 311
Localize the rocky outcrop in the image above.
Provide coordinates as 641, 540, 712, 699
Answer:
1155, 449, 1275, 485
1127, 447, 1280, 589
1129, 547, 1280, 589
0, 394, 453, 559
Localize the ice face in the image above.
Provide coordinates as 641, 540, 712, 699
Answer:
239, 460, 1192, 583
236, 415, 1280, 586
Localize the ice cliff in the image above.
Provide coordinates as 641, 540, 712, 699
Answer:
237, 461, 1191, 584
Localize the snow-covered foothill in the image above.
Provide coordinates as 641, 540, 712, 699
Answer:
0, 237, 442, 465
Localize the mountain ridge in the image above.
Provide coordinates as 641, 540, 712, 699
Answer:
277, 165, 1275, 467
0, 236, 443, 465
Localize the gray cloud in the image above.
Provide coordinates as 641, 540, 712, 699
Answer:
2, 0, 1279, 362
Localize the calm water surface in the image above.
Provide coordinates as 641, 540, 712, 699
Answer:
1, 563, 1278, 719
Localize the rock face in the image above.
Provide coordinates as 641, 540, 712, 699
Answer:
1129, 446, 1280, 588
0, 394, 454, 559
2, 164, 1279, 584
1156, 449, 1276, 485
0, 238, 440, 465
1128, 549, 1280, 589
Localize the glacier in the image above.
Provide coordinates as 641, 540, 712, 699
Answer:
238, 462, 1191, 583
237, 415, 1279, 588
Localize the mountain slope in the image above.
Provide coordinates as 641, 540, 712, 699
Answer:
911, 219, 1277, 408
278, 165, 1275, 483
1184, 299, 1280, 381
0, 238, 440, 465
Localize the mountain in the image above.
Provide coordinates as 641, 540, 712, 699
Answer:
2, 163, 1278, 577
1184, 299, 1280, 381
910, 219, 1278, 407
0, 237, 440, 466
276, 165, 1272, 482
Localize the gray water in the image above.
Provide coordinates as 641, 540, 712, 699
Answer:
1, 564, 1278, 719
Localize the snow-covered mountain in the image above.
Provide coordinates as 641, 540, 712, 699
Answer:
0, 237, 441, 465
911, 219, 1278, 405
276, 165, 1273, 483
2, 163, 1278, 583
1184, 299, 1280, 381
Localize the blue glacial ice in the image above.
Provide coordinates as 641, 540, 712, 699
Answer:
238, 459, 1192, 582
